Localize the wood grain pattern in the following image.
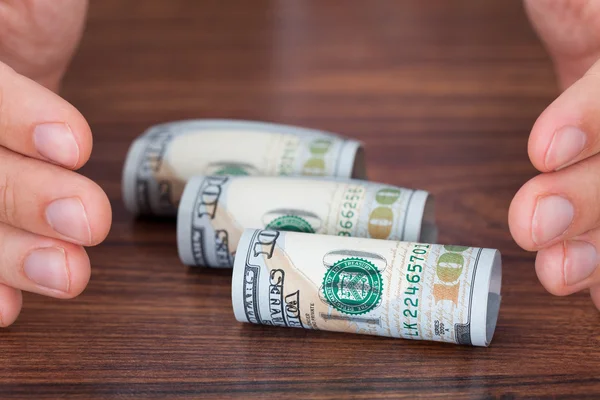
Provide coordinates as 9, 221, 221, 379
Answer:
1, 0, 599, 398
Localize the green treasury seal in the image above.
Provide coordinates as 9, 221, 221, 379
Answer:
322, 257, 383, 315
265, 215, 315, 233
212, 163, 252, 176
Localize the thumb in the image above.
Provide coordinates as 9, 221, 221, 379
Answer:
524, 0, 600, 89
0, 0, 89, 92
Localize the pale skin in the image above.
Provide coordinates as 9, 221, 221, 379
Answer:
0, 0, 598, 326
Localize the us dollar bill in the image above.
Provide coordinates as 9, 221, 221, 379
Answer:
122, 119, 366, 216
232, 229, 502, 347
177, 175, 437, 267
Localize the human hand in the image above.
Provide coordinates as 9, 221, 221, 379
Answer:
0, 0, 111, 326
510, 0, 600, 309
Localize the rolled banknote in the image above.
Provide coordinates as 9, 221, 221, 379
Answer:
177, 175, 437, 267
232, 229, 502, 347
122, 119, 366, 216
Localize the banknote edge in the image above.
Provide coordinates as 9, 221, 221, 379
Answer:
122, 138, 148, 215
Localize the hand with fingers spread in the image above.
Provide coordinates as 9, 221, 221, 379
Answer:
510, 1, 600, 309
0, 0, 111, 326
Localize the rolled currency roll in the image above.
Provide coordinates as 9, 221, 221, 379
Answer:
177, 175, 436, 267
122, 119, 366, 216
232, 229, 502, 347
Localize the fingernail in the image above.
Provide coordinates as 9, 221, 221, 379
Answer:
532, 195, 574, 245
33, 123, 79, 168
46, 197, 91, 244
23, 247, 69, 292
564, 241, 598, 286
545, 126, 586, 170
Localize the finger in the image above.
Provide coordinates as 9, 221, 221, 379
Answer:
0, 0, 89, 91
528, 58, 600, 172
590, 286, 600, 311
0, 61, 92, 168
535, 219, 600, 297
0, 146, 111, 246
0, 221, 90, 298
535, 240, 599, 296
0, 283, 22, 327
509, 153, 600, 251
523, 0, 600, 90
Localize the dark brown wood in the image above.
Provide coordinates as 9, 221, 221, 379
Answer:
1, 0, 599, 398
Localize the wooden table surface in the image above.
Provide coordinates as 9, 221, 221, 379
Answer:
1, 0, 599, 398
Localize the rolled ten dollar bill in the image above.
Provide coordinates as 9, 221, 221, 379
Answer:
122, 119, 366, 216
232, 229, 502, 347
177, 175, 436, 267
